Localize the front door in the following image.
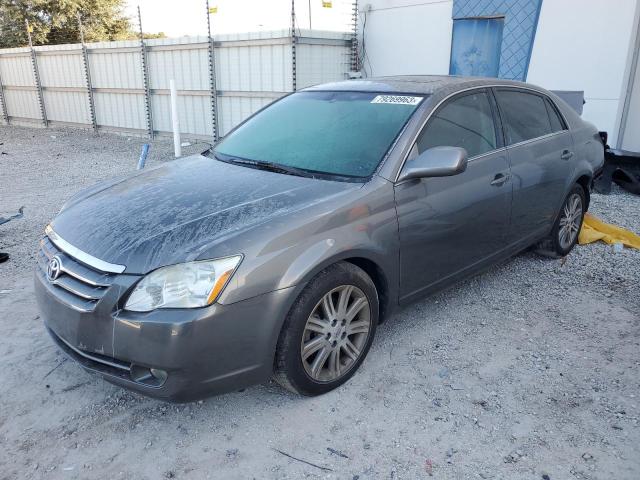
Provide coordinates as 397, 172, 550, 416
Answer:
395, 89, 512, 302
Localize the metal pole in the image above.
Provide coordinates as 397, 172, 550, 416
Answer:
78, 13, 98, 133
137, 144, 150, 170
0, 69, 9, 125
206, 0, 219, 142
26, 19, 47, 127
137, 6, 154, 139
308, 0, 312, 29
291, 0, 297, 91
170, 79, 181, 157
351, 0, 360, 73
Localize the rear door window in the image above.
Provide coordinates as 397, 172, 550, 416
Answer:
416, 91, 497, 158
495, 90, 553, 145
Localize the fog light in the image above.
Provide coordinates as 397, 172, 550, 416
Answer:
150, 368, 168, 383
130, 365, 167, 387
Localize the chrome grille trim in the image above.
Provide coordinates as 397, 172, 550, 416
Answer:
36, 267, 97, 313
37, 232, 121, 312
52, 275, 105, 300
40, 238, 112, 287
45, 225, 126, 274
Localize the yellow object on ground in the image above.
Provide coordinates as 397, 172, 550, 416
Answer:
578, 213, 640, 249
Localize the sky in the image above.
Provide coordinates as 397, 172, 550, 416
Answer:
125, 0, 355, 37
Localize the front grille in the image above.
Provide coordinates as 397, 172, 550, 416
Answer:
37, 236, 115, 312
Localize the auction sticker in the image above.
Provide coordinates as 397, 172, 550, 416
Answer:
371, 95, 423, 105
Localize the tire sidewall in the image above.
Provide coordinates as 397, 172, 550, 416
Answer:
551, 185, 586, 256
276, 262, 379, 396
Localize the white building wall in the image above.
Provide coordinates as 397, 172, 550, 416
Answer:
621, 50, 640, 152
618, 6, 640, 152
527, 0, 640, 147
360, 0, 453, 77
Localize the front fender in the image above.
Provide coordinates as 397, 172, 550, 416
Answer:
278, 243, 394, 291
217, 177, 400, 309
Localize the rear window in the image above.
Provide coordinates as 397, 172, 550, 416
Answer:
545, 97, 566, 133
495, 90, 553, 145
214, 91, 424, 178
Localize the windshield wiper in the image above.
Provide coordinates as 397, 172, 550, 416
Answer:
212, 152, 314, 178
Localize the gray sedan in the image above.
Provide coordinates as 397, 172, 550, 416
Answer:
35, 76, 604, 401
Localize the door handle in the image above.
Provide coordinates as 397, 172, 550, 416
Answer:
490, 173, 509, 186
561, 150, 574, 160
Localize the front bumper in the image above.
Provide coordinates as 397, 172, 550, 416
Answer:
35, 269, 296, 402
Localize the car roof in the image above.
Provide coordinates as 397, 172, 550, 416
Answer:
303, 75, 541, 96
301, 75, 584, 131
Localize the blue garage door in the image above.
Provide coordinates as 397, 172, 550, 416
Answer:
449, 17, 504, 77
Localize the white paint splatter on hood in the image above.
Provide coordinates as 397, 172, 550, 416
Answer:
52, 155, 360, 273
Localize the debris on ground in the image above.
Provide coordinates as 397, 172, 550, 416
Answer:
0, 206, 24, 226
579, 213, 640, 249
594, 147, 640, 195
326, 447, 349, 458
272, 449, 333, 472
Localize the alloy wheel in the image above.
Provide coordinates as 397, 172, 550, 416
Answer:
300, 285, 371, 382
558, 192, 583, 250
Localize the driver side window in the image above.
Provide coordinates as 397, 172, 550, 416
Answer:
415, 91, 497, 159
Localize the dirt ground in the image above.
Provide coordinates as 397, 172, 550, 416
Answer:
1, 126, 639, 480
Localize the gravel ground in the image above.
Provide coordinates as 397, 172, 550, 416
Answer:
1, 126, 639, 480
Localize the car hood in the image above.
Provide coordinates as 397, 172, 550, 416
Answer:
51, 155, 360, 274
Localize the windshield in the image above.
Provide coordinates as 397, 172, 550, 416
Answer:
213, 91, 425, 178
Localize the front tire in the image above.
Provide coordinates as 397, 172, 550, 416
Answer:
536, 185, 586, 258
273, 262, 378, 396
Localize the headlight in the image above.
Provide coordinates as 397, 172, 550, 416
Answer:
124, 256, 242, 312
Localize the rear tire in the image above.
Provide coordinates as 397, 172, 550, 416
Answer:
535, 184, 586, 258
273, 262, 378, 396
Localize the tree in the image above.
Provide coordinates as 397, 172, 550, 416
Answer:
142, 32, 167, 40
0, 0, 134, 48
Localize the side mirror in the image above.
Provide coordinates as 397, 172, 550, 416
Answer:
398, 146, 468, 182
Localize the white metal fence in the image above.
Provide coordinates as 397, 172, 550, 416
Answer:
0, 29, 353, 140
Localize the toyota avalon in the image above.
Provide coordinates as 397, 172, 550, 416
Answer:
35, 76, 604, 401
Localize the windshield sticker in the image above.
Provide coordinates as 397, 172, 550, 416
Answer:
371, 95, 423, 105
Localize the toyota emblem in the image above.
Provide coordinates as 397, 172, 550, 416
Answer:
47, 256, 62, 282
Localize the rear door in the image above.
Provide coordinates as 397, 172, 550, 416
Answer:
395, 89, 512, 301
493, 88, 573, 244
